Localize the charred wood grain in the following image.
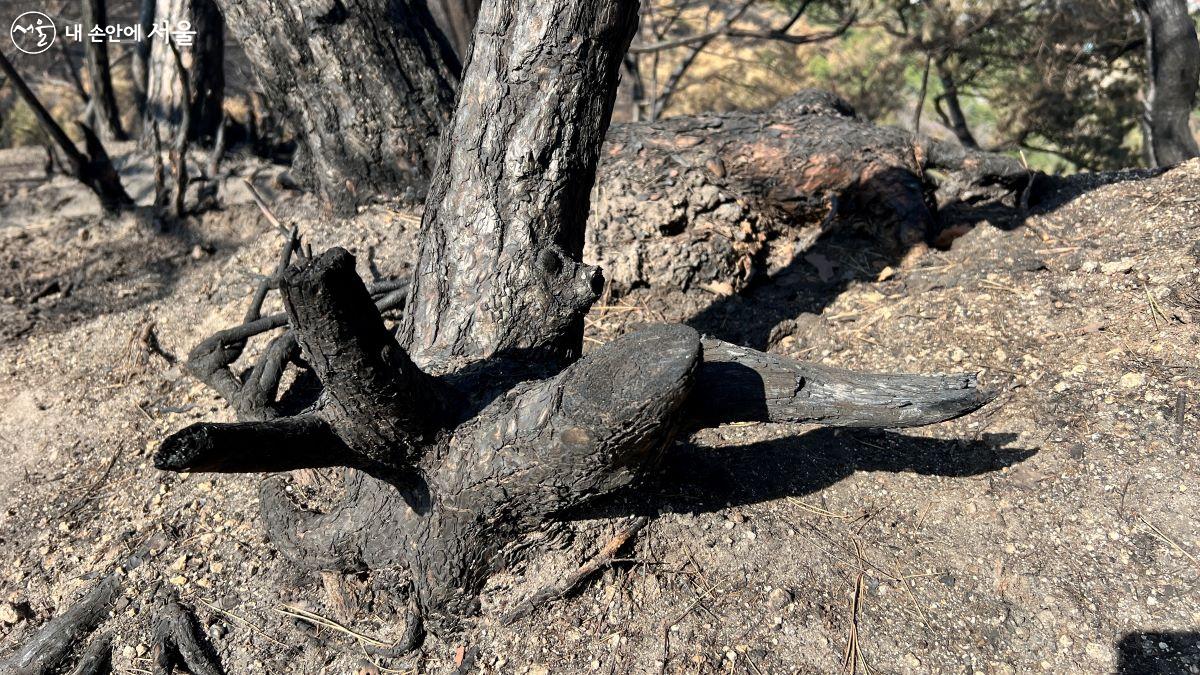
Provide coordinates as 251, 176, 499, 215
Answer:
0, 575, 121, 675
693, 336, 995, 428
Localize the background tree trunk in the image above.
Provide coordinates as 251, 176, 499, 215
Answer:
216, 0, 460, 213
81, 0, 127, 141
131, 0, 156, 115
422, 0, 480, 63
143, 0, 226, 145
934, 60, 979, 150
1136, 0, 1200, 167
0, 50, 133, 212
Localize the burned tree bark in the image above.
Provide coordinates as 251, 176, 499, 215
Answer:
1136, 0, 1200, 167
81, 0, 127, 141
141, 0, 997, 644
143, 0, 226, 145
215, 0, 460, 212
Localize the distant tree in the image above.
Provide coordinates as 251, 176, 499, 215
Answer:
1135, 0, 1200, 166
0, 50, 132, 212
143, 0, 226, 145
871, 0, 1145, 170
81, 0, 127, 140
424, 0, 481, 60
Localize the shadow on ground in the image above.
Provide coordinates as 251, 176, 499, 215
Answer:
1118, 632, 1200, 674
577, 429, 1035, 520
685, 168, 1159, 351
0, 209, 242, 343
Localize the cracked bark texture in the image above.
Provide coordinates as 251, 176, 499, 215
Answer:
215, 0, 460, 212
143, 0, 226, 145
398, 0, 640, 377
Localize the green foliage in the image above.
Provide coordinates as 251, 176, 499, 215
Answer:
0, 98, 46, 149
799, 0, 1155, 171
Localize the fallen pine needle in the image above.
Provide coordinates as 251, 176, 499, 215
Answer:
274, 604, 391, 648
1138, 516, 1199, 565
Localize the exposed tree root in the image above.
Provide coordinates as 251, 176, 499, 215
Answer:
152, 596, 226, 675
2, 569, 226, 675
0, 575, 121, 675
152, 0, 998, 651
66, 631, 113, 675
184, 229, 409, 422
363, 605, 426, 658
159, 246, 993, 633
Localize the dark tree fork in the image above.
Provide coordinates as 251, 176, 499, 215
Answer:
153, 0, 992, 643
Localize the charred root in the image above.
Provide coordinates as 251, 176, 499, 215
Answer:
692, 337, 995, 428
184, 233, 408, 424
152, 596, 226, 675
1, 578, 224, 675
163, 249, 993, 627
0, 575, 121, 675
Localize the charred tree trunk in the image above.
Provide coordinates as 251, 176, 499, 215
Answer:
132, 0, 156, 114
143, 0, 226, 145
81, 0, 127, 140
0, 49, 133, 212
215, 0, 460, 212
1136, 0, 1200, 167
143, 0, 996, 645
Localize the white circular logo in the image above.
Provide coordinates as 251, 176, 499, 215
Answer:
10, 11, 56, 54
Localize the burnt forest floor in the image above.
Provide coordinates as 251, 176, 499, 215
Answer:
0, 146, 1197, 674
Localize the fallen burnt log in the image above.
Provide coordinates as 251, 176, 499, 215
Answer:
587, 89, 1038, 295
